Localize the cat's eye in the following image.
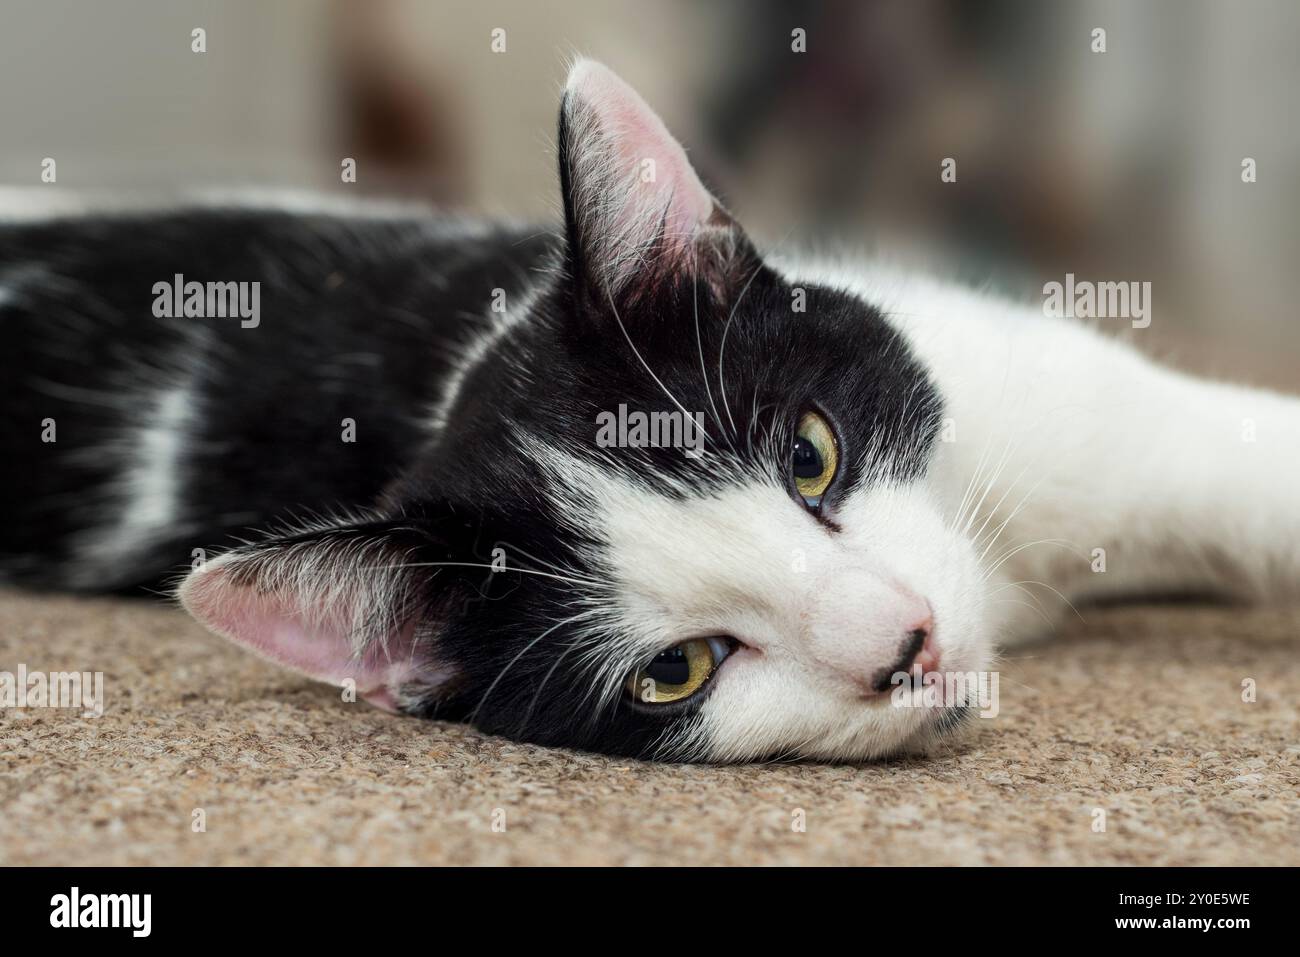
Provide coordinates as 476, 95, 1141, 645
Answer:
627, 637, 734, 705
792, 411, 839, 509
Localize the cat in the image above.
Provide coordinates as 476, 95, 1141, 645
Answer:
3, 60, 1297, 762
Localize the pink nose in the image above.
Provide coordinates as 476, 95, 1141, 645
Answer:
869, 608, 937, 693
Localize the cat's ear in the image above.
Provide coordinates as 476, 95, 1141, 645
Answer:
558, 59, 750, 306
178, 519, 464, 713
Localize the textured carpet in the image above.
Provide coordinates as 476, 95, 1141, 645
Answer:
1, 591, 1296, 866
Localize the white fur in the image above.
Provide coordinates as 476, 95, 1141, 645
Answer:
428, 286, 542, 436
70, 382, 195, 585
525, 432, 988, 763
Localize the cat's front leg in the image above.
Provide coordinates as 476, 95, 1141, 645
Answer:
917, 304, 1300, 644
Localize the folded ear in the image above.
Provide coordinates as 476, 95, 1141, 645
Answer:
178, 519, 461, 713
558, 59, 749, 306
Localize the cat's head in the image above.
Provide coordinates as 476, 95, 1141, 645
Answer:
179, 61, 992, 762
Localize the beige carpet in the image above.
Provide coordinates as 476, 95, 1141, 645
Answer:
1, 590, 1296, 866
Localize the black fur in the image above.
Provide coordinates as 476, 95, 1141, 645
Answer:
0, 210, 546, 588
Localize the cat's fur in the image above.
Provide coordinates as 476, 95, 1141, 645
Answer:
3, 61, 1297, 762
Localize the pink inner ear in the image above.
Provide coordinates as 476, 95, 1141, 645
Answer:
566, 59, 716, 249
180, 559, 423, 713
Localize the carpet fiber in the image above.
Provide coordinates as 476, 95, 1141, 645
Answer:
1, 591, 1296, 866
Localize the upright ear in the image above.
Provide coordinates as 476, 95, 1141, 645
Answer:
178, 519, 462, 714
558, 59, 749, 306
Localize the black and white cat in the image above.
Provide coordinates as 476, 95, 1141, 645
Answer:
3, 61, 1296, 761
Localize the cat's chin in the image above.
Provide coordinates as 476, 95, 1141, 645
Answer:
855, 646, 994, 761
885, 703, 980, 759
816, 701, 980, 763
763, 706, 972, 764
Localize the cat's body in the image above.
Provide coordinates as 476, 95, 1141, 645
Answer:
0, 205, 549, 590
4, 62, 1297, 761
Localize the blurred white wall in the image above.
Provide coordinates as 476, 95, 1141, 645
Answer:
0, 0, 333, 187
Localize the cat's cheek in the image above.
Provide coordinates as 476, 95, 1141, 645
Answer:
696, 644, 762, 719
686, 648, 783, 761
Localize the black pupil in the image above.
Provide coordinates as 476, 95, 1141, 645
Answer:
645, 647, 691, 686
792, 437, 823, 479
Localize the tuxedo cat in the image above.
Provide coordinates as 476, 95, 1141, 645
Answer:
3, 61, 1296, 761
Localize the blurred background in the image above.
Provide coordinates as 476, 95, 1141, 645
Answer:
2, 0, 1296, 386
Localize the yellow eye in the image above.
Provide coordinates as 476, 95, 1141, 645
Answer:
792, 411, 839, 506
627, 637, 733, 704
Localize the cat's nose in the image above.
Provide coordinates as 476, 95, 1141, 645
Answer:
869, 609, 937, 693
805, 578, 939, 694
